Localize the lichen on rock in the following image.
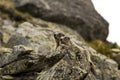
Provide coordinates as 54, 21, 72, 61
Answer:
0, 0, 120, 80
0, 21, 119, 80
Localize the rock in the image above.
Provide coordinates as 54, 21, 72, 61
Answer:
2, 75, 14, 80
0, 31, 3, 46
91, 53, 120, 80
110, 48, 120, 68
111, 48, 120, 53
0, 17, 3, 27
36, 46, 120, 80
1, 1, 119, 79
36, 46, 91, 80
9, 0, 109, 41
6, 33, 31, 48
0, 18, 16, 45
0, 45, 33, 67
15, 20, 84, 54
112, 53, 120, 68
0, 22, 119, 80
1, 45, 66, 75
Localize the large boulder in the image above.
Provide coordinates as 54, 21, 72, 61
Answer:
0, 21, 119, 80
8, 0, 109, 41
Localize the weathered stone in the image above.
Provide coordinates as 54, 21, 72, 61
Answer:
1, 45, 66, 75
0, 20, 119, 80
0, 45, 33, 67
91, 53, 120, 80
15, 21, 84, 54
36, 46, 91, 80
0, 18, 16, 44
112, 53, 120, 68
0, 18, 3, 26
9, 0, 109, 41
36, 45, 120, 80
1, 1, 119, 80
111, 48, 120, 53
6, 33, 31, 48
0, 22, 117, 80
1, 75, 14, 80
0, 31, 3, 46
1, 59, 32, 75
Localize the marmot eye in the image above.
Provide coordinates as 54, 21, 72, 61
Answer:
58, 33, 64, 37
19, 45, 24, 51
54, 34, 57, 37
64, 37, 70, 40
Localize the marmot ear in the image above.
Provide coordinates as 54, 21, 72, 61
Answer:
53, 33, 57, 37
65, 37, 70, 40
58, 33, 65, 37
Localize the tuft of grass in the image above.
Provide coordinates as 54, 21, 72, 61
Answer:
87, 40, 112, 57
0, 0, 14, 9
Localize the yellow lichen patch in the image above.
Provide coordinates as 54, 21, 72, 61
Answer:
0, 47, 12, 53
2, 33, 10, 43
22, 46, 33, 52
2, 75, 14, 80
66, 45, 82, 60
72, 66, 86, 73
69, 50, 76, 58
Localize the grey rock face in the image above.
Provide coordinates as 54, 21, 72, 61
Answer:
0, 22, 119, 80
8, 0, 109, 41
0, 31, 3, 46
6, 33, 31, 48
112, 54, 120, 69
111, 49, 120, 69
0, 45, 33, 67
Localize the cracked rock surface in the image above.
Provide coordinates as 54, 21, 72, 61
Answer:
8, 0, 109, 41
0, 22, 119, 80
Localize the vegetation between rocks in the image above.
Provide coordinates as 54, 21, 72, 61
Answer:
87, 40, 119, 57
0, 0, 33, 22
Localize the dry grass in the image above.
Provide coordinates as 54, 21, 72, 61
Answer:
87, 40, 112, 57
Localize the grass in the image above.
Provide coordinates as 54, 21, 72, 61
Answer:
87, 40, 112, 57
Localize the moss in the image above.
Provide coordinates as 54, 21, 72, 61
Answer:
0, 0, 34, 23
87, 40, 112, 57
